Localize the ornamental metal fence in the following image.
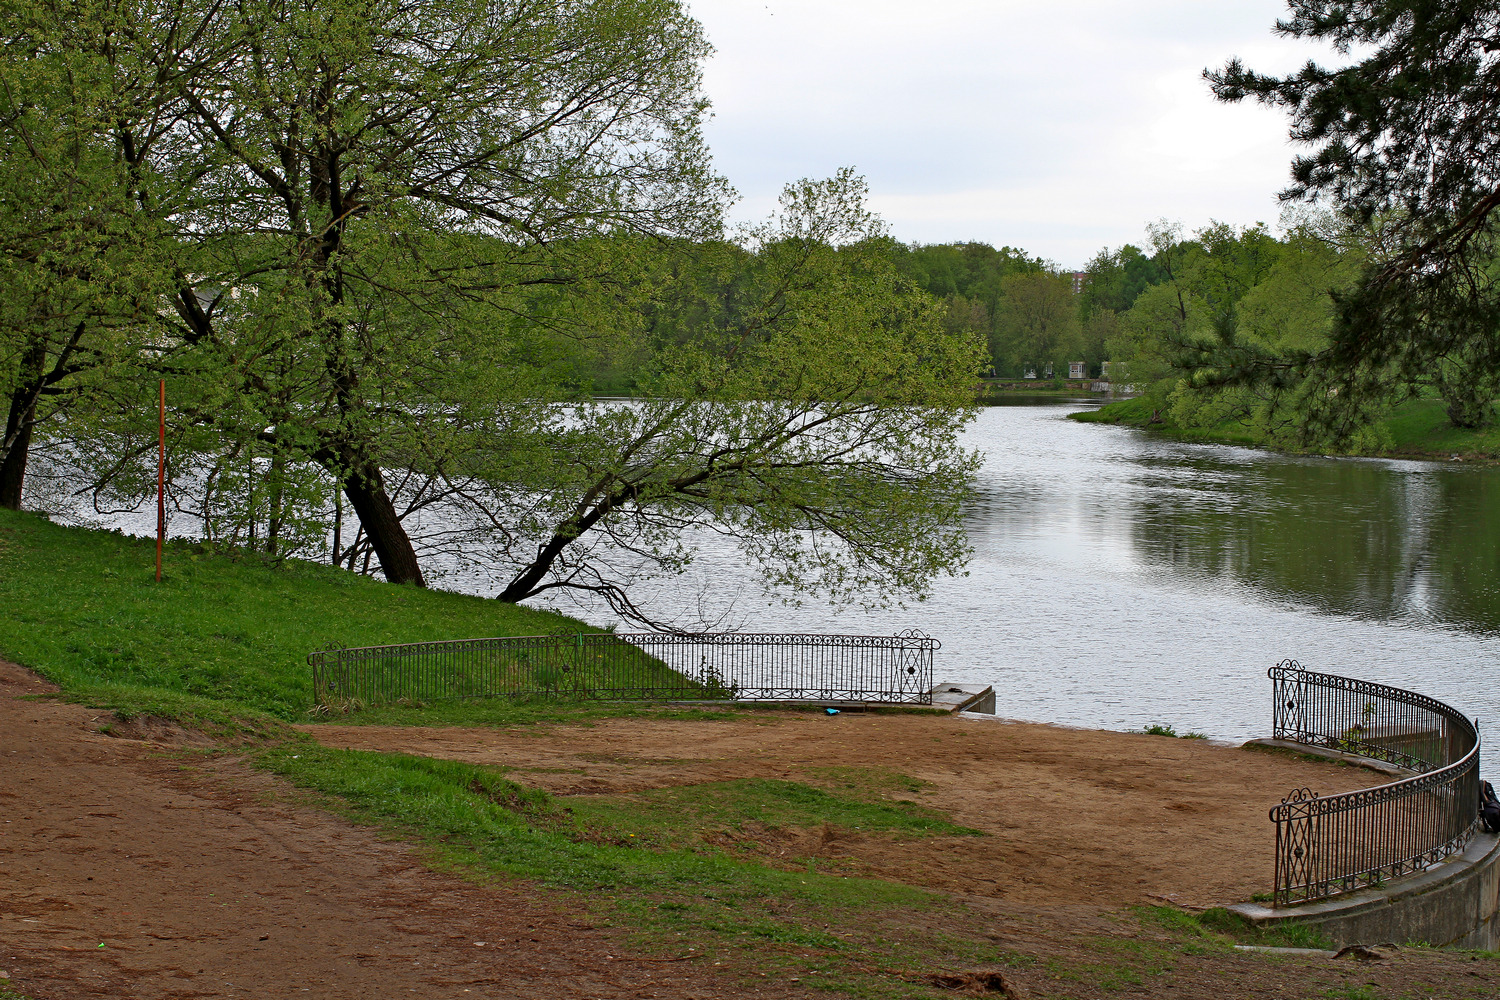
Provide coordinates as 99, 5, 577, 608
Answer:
309, 630, 938, 710
1267, 660, 1481, 906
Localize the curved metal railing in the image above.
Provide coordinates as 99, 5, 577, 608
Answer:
1268, 660, 1481, 906
309, 630, 939, 710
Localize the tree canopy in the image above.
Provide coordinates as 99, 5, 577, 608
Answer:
1207, 0, 1500, 437
1, 2, 986, 626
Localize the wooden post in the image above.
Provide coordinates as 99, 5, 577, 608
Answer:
156, 379, 165, 582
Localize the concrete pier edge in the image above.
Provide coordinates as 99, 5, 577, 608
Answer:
1229, 738, 1500, 949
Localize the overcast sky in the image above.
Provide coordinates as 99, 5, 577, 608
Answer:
686, 1, 1342, 269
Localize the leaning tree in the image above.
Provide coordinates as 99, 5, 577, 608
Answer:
3, 0, 727, 582
3, 2, 987, 623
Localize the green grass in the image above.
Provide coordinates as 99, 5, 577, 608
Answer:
1320, 987, 1382, 1000
566, 776, 983, 849
1381, 398, 1500, 457
257, 742, 1002, 997
332, 697, 751, 728
0, 508, 587, 725
1129, 904, 1335, 952
1194, 907, 1334, 951
1140, 723, 1209, 739
1071, 395, 1500, 459
0, 511, 1016, 997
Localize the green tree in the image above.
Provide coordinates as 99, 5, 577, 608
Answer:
993, 272, 1081, 378
417, 172, 987, 622
1209, 0, 1500, 436
0, 0, 174, 510
884, 240, 1046, 374
4, 0, 727, 583
4, 4, 985, 619
1079, 243, 1165, 320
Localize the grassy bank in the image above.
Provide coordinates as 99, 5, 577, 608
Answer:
0, 507, 586, 726
1071, 395, 1500, 460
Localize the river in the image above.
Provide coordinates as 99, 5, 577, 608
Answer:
50, 398, 1500, 772
527, 398, 1500, 772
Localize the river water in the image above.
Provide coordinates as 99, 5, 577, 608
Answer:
529, 398, 1500, 772
50, 398, 1500, 771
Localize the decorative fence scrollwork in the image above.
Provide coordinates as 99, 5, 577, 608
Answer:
310, 630, 939, 710
1267, 660, 1481, 906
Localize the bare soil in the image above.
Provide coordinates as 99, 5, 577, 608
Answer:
0, 662, 804, 1000
7, 661, 1499, 1000
303, 709, 1377, 908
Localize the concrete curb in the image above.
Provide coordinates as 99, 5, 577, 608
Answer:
1229, 833, 1500, 949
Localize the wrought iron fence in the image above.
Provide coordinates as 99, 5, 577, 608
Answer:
309, 630, 938, 710
1267, 659, 1481, 906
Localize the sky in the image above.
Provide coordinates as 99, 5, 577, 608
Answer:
686, 1, 1345, 270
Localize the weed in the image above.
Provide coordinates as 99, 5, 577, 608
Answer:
566, 776, 981, 849
1321, 986, 1381, 1000
1196, 907, 1333, 950
1139, 724, 1209, 739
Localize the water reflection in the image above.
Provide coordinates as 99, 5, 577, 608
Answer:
41, 401, 1500, 772
952, 405, 1500, 637
532, 403, 1499, 769
1118, 454, 1499, 635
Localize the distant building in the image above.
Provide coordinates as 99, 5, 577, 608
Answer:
1068, 361, 1086, 380
1068, 272, 1087, 295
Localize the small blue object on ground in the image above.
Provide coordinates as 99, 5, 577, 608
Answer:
825, 708, 840, 715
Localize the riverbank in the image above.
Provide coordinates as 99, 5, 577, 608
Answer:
978, 379, 1108, 404
1070, 395, 1500, 463
8, 508, 1500, 996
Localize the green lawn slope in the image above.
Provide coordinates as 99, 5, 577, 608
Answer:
0, 508, 582, 725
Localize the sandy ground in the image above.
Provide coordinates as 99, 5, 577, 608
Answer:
10, 658, 1497, 1000
302, 708, 1375, 908
0, 661, 808, 1000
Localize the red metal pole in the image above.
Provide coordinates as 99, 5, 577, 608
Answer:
156, 379, 165, 582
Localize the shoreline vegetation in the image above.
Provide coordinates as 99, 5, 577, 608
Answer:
1069, 396, 1500, 464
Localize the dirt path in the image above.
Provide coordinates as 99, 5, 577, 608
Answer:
10, 661, 1496, 1000
303, 710, 1375, 909
0, 662, 803, 1000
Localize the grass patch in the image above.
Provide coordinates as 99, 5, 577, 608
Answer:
1195, 907, 1335, 950
322, 696, 749, 730
804, 765, 931, 798
256, 742, 1000, 998
566, 776, 982, 849
1320, 987, 1382, 1000
1131, 904, 1334, 952
0, 508, 588, 723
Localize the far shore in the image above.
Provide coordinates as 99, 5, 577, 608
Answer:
1071, 395, 1500, 465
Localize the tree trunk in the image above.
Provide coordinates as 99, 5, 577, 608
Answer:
0, 389, 36, 510
0, 335, 47, 511
340, 458, 425, 586
266, 451, 286, 556
495, 492, 621, 602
